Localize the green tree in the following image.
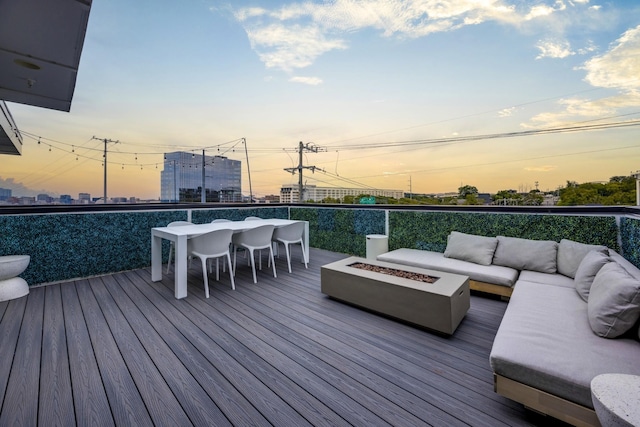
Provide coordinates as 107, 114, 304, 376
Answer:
463, 194, 481, 205
558, 176, 635, 206
342, 195, 356, 204
493, 190, 522, 205
523, 191, 544, 206
458, 185, 479, 199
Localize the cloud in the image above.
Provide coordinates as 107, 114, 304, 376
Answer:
524, 24, 640, 127
246, 24, 347, 72
582, 24, 640, 92
232, 0, 588, 73
524, 165, 557, 172
290, 76, 323, 85
498, 107, 516, 117
535, 39, 574, 59
524, 2, 566, 21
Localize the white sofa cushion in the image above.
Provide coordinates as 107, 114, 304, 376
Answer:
377, 248, 519, 288
443, 231, 498, 266
574, 250, 611, 302
609, 250, 640, 340
557, 239, 608, 279
588, 261, 640, 338
490, 280, 640, 408
517, 270, 574, 288
493, 236, 558, 274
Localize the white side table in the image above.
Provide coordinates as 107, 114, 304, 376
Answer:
0, 255, 30, 302
591, 373, 640, 427
366, 234, 388, 260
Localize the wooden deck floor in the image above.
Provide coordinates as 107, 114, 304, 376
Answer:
0, 248, 568, 426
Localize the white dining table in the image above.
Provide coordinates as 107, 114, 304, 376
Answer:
151, 218, 309, 299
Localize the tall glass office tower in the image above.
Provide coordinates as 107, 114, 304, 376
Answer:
160, 152, 242, 202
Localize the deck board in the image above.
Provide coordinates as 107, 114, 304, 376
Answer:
0, 248, 571, 426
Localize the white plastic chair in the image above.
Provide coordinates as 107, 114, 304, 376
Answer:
211, 218, 232, 270
272, 222, 308, 273
244, 216, 261, 221
166, 221, 193, 273
232, 224, 276, 283
188, 229, 235, 298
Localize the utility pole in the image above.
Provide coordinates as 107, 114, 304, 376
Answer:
92, 136, 119, 203
284, 141, 326, 203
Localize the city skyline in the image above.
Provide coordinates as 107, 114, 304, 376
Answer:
2, 0, 639, 199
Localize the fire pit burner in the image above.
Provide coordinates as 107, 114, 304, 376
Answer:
348, 262, 438, 283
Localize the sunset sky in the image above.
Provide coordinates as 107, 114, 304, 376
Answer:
3, 0, 640, 200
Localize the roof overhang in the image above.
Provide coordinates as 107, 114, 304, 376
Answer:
0, 101, 22, 155
0, 0, 92, 113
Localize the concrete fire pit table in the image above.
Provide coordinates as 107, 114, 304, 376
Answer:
321, 256, 470, 335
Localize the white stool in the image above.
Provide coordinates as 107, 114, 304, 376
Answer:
0, 255, 30, 302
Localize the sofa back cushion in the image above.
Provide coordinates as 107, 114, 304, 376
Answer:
557, 239, 608, 279
443, 231, 498, 266
493, 236, 558, 273
588, 261, 640, 338
574, 250, 611, 301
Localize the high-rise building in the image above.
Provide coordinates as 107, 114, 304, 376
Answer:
161, 152, 242, 202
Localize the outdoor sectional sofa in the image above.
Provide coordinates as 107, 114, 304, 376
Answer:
377, 232, 640, 426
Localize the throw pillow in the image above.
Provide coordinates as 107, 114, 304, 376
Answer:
443, 231, 498, 266
493, 236, 558, 273
557, 239, 608, 279
574, 250, 611, 301
588, 262, 640, 338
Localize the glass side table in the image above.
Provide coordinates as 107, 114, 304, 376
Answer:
591, 373, 640, 427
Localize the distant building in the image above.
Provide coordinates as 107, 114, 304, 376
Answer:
262, 194, 280, 203
160, 152, 242, 203
18, 196, 35, 205
78, 193, 91, 203
36, 194, 52, 204
0, 188, 11, 201
280, 184, 404, 203
60, 195, 72, 204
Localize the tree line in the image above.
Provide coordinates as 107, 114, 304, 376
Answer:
311, 175, 636, 206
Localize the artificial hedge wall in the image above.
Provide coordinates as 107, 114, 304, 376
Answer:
388, 211, 620, 253
290, 207, 385, 257
1, 206, 635, 286
290, 207, 623, 262
620, 217, 640, 267
191, 206, 288, 223
0, 210, 187, 285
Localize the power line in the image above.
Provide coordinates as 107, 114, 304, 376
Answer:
323, 118, 640, 150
